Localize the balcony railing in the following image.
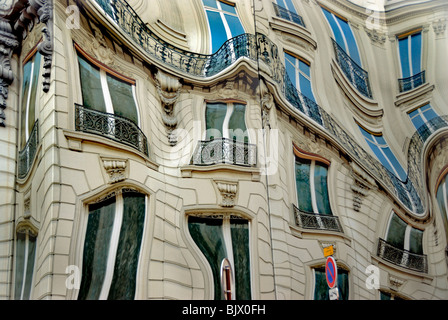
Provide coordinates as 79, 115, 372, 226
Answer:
191, 138, 257, 167
398, 70, 426, 92
377, 238, 428, 273
75, 104, 149, 156
272, 3, 306, 27
18, 120, 39, 179
293, 205, 343, 233
332, 39, 372, 99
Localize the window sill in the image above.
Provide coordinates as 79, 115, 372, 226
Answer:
63, 129, 159, 171
289, 222, 351, 245
180, 163, 261, 182
394, 82, 435, 109
269, 17, 317, 51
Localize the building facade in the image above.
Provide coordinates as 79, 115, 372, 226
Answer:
0, 0, 447, 300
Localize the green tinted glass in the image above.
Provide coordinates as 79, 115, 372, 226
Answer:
295, 157, 313, 213
106, 74, 139, 124
78, 56, 107, 113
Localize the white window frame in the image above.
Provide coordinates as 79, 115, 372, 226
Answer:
202, 0, 245, 54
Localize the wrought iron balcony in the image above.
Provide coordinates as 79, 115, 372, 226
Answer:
293, 205, 343, 233
93, 0, 258, 77
18, 120, 39, 179
398, 70, 426, 92
377, 238, 428, 273
272, 3, 306, 27
75, 104, 149, 156
331, 39, 372, 99
191, 138, 257, 167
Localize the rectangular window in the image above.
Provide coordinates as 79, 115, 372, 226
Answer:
78, 54, 139, 125
78, 190, 146, 300
203, 0, 245, 53
295, 156, 332, 215
398, 30, 422, 79
285, 52, 316, 102
386, 212, 423, 255
14, 231, 37, 300
205, 102, 248, 142
314, 268, 349, 300
188, 215, 251, 300
358, 126, 407, 181
407, 103, 438, 130
276, 0, 297, 14
321, 7, 361, 66
20, 51, 42, 149
436, 173, 448, 239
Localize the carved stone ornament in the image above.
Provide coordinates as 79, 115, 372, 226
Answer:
350, 162, 376, 212
102, 158, 128, 184
388, 275, 405, 291
258, 79, 274, 129
433, 19, 446, 38
0, 19, 18, 126
215, 180, 238, 207
0, 0, 53, 126
155, 69, 181, 146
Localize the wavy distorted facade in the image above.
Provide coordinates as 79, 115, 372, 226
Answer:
0, 0, 447, 300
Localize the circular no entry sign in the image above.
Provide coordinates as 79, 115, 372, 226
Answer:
325, 256, 338, 289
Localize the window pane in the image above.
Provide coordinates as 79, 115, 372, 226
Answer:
20, 61, 33, 148
206, 103, 227, 140
106, 74, 138, 124
206, 10, 228, 53
230, 219, 251, 300
409, 228, 423, 255
299, 73, 315, 102
14, 233, 26, 300
188, 216, 227, 300
337, 17, 361, 66
78, 196, 116, 300
399, 37, 411, 78
108, 192, 146, 300
224, 14, 244, 38
202, 0, 218, 9
284, 0, 297, 14
228, 104, 247, 142
411, 33, 422, 75
22, 234, 36, 300
78, 56, 107, 113
285, 54, 297, 88
314, 268, 349, 300
386, 214, 407, 250
322, 8, 345, 51
220, 1, 236, 14
295, 157, 313, 213
314, 162, 332, 215
436, 177, 448, 238
27, 52, 42, 139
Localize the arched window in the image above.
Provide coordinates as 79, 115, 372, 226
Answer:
188, 214, 251, 300
78, 189, 146, 300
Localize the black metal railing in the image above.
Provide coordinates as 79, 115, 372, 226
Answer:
377, 238, 428, 273
332, 39, 372, 99
191, 138, 257, 167
293, 205, 343, 233
398, 70, 426, 92
75, 104, 149, 156
272, 3, 306, 27
18, 120, 39, 179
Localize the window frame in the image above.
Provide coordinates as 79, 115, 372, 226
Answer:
284, 51, 316, 102
397, 28, 423, 79
321, 5, 361, 66
187, 213, 253, 300
293, 144, 333, 216
357, 124, 407, 181
275, 0, 298, 14
75, 44, 141, 127
20, 47, 43, 149
202, 0, 245, 53
77, 189, 148, 300
203, 100, 249, 143
407, 103, 438, 130
14, 229, 38, 300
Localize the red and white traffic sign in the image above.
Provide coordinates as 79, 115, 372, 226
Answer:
325, 256, 338, 289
